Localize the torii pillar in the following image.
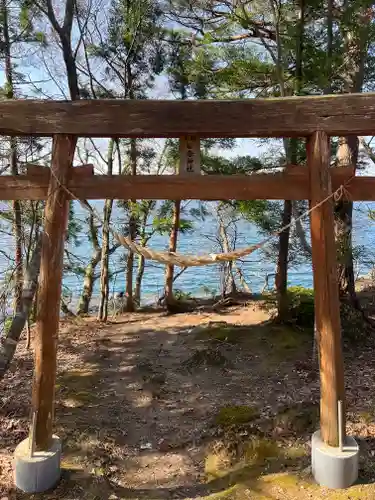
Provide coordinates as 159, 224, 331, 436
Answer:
13, 136, 93, 493
308, 131, 358, 488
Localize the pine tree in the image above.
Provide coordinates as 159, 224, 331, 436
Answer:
0, 0, 45, 312
88, 0, 166, 313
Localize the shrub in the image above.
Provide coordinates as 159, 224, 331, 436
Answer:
287, 286, 314, 327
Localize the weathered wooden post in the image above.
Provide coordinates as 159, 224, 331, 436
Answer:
308, 131, 358, 488
13, 135, 76, 493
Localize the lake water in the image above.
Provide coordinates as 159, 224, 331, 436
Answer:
61, 200, 375, 306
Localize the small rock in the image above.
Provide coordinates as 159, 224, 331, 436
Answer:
140, 442, 152, 450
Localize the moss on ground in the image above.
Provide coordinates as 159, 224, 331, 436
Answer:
203, 481, 375, 500
194, 322, 250, 344
266, 325, 309, 361
202, 428, 375, 500
215, 405, 260, 427
194, 320, 312, 363
205, 437, 282, 481
203, 435, 310, 500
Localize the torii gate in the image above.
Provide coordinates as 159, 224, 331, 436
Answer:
3, 94, 374, 491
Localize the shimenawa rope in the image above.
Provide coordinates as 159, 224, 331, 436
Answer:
50, 170, 351, 268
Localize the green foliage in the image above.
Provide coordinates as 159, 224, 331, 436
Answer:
91, 0, 166, 98
173, 288, 192, 301
152, 207, 193, 235
235, 200, 282, 234
3, 316, 12, 334
202, 153, 263, 175
287, 287, 315, 327
152, 216, 193, 235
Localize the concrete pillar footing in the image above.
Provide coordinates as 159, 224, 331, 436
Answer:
13, 435, 61, 493
311, 430, 359, 489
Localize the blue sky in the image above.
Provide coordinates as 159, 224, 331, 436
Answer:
1, 41, 374, 174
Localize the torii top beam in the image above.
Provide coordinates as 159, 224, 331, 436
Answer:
0, 93, 375, 138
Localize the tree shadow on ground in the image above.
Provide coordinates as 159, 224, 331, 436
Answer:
2, 313, 375, 499
56, 453, 307, 500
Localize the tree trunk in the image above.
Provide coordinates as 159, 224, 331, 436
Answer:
25, 201, 40, 349
77, 249, 101, 315
218, 216, 237, 297
77, 211, 101, 314
134, 254, 145, 307
30, 218, 41, 324
275, 200, 292, 319
1, 0, 23, 312
61, 38, 80, 100
98, 139, 115, 321
335, 136, 358, 304
0, 236, 42, 380
10, 143, 23, 313
275, 0, 305, 321
134, 214, 148, 306
125, 220, 136, 312
165, 200, 181, 310
335, 7, 370, 300
124, 138, 137, 312
98, 200, 113, 321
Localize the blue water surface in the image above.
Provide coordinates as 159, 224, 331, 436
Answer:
61, 200, 375, 305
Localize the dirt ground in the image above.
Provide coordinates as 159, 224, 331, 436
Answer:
1, 301, 375, 499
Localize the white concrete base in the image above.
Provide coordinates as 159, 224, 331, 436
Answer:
13, 435, 61, 493
311, 430, 359, 489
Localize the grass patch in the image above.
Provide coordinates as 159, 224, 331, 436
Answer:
194, 319, 312, 365
195, 323, 250, 344
243, 438, 279, 465
202, 485, 240, 499
205, 437, 280, 481
270, 326, 306, 349
215, 405, 260, 427
205, 449, 232, 479
262, 324, 312, 364
203, 437, 311, 500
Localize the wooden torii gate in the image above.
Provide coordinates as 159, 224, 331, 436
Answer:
3, 93, 375, 455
